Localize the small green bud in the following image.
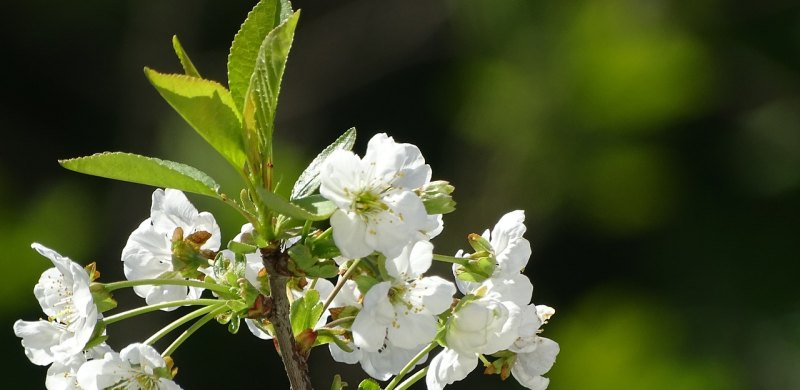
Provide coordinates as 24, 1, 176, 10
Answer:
418, 180, 456, 214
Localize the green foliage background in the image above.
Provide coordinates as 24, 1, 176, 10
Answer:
2, 0, 799, 388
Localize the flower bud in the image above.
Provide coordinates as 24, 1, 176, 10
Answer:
418, 180, 456, 214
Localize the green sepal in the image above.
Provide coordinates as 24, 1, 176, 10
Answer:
59, 152, 222, 198
467, 233, 493, 253
453, 255, 496, 283
330, 305, 360, 322
331, 374, 348, 390
83, 321, 108, 351
315, 328, 353, 352
357, 379, 381, 390
291, 127, 357, 199
172, 35, 201, 78
227, 313, 242, 334
90, 283, 118, 313
144, 68, 246, 171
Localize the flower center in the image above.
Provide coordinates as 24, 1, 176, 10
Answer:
353, 190, 388, 215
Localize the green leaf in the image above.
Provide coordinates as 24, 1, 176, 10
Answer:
59, 152, 221, 198
172, 35, 201, 78
357, 379, 381, 390
241, 10, 301, 184
291, 127, 357, 199
144, 68, 246, 171
227, 0, 294, 112
290, 289, 322, 336
256, 188, 335, 221
292, 195, 336, 219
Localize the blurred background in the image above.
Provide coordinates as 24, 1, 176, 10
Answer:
3, 0, 799, 388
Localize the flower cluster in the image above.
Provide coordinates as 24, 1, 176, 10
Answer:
15, 133, 558, 389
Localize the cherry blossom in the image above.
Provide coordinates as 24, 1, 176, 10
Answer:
122, 189, 220, 309
320, 133, 437, 259
13, 244, 99, 366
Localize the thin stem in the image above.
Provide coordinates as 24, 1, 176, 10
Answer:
321, 258, 362, 313
432, 254, 469, 266
221, 193, 259, 227
102, 299, 220, 325
395, 367, 428, 390
300, 219, 313, 241
144, 304, 222, 346
385, 342, 438, 390
322, 316, 355, 329
478, 354, 491, 366
315, 227, 333, 241
161, 304, 229, 357
103, 278, 232, 295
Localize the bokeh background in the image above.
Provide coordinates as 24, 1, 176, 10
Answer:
3, 0, 799, 388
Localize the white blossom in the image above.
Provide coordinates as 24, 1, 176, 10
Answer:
122, 189, 220, 309
45, 344, 112, 390
455, 210, 532, 294
326, 279, 428, 380
425, 347, 478, 390
511, 336, 559, 390
76, 343, 181, 390
330, 340, 428, 381
351, 241, 455, 351
509, 305, 559, 390
14, 244, 99, 366
320, 133, 435, 259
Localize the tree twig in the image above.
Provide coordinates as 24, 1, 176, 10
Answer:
262, 245, 314, 390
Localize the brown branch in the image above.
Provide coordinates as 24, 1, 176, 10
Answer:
261, 245, 314, 390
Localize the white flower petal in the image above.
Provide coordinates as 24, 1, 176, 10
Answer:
46, 353, 85, 390
320, 150, 366, 209
13, 320, 63, 366
150, 189, 198, 234
490, 210, 527, 253
329, 342, 362, 365
388, 312, 437, 349
425, 348, 478, 390
385, 241, 433, 281
362, 342, 427, 381
484, 273, 533, 308
406, 276, 456, 315
362, 133, 430, 189
330, 210, 373, 259
496, 237, 531, 276
512, 337, 559, 390
369, 190, 428, 258
353, 282, 393, 351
